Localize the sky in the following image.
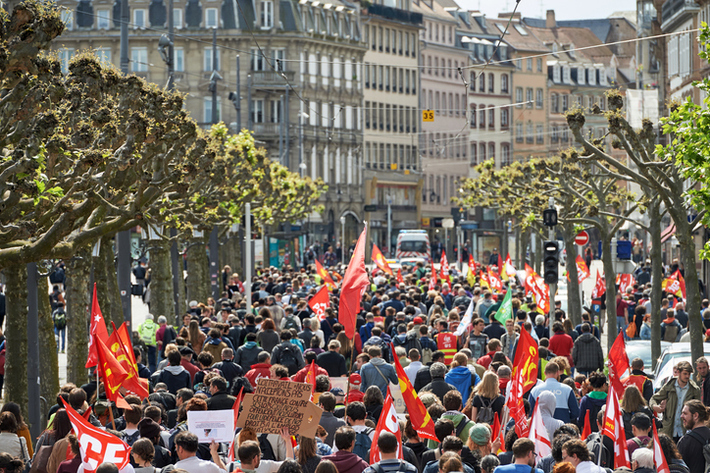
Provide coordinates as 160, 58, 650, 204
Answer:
458, 0, 638, 21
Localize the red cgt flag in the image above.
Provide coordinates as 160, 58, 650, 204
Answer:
607, 332, 630, 396
488, 269, 502, 291
428, 263, 437, 291
86, 283, 109, 368
339, 225, 370, 339
96, 336, 129, 401
592, 269, 606, 299
107, 326, 149, 399
512, 326, 538, 391
315, 260, 337, 290
391, 343, 437, 441
372, 244, 394, 276
575, 255, 591, 284
61, 398, 131, 472
308, 286, 330, 321
396, 268, 404, 284
652, 415, 670, 473
439, 251, 450, 283
602, 383, 631, 469
370, 390, 403, 464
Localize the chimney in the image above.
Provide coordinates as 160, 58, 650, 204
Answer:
546, 9, 556, 28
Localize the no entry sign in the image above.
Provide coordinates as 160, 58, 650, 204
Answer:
575, 231, 589, 246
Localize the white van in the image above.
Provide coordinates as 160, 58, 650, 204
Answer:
396, 230, 431, 262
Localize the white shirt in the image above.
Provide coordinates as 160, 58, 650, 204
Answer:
174, 455, 227, 473
404, 361, 423, 384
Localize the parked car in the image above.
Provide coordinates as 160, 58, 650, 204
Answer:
653, 342, 710, 390
625, 340, 671, 377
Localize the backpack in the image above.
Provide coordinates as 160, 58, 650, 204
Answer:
283, 316, 299, 331
420, 338, 433, 365
403, 333, 422, 353
353, 427, 374, 462
277, 344, 300, 376
686, 430, 710, 473
53, 309, 66, 330
258, 433, 277, 461
663, 323, 680, 342
476, 397, 495, 424
124, 430, 141, 446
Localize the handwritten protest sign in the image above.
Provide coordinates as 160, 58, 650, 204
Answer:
236, 378, 323, 438
187, 409, 235, 443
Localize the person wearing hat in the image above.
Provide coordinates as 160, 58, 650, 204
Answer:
661, 309, 682, 342
178, 347, 199, 384
331, 387, 346, 411
467, 424, 497, 459
346, 374, 365, 403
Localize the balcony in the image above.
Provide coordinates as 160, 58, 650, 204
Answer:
251, 70, 296, 88
251, 122, 280, 136
661, 0, 699, 31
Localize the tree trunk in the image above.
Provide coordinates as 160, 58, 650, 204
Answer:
37, 275, 58, 426
103, 237, 123, 329
601, 233, 618, 350
150, 239, 174, 322
186, 237, 210, 305
66, 247, 91, 386
92, 239, 114, 332
4, 265, 28, 415
674, 216, 703, 364
648, 200, 663, 370
170, 229, 186, 325
563, 224, 582, 327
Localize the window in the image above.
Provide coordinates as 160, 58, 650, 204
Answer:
537, 58, 542, 72
562, 95, 568, 112
516, 123, 523, 143
577, 67, 585, 85
97, 9, 110, 29
526, 123, 533, 144
551, 93, 559, 113
479, 105, 485, 128
448, 93, 453, 116
173, 8, 183, 28
489, 143, 495, 162
205, 48, 222, 71
526, 58, 532, 71
526, 88, 533, 108
58, 48, 74, 73
131, 47, 147, 72
501, 143, 510, 166
562, 66, 571, 84
479, 73, 485, 92
204, 97, 222, 122
536, 124, 544, 144
479, 143, 486, 162
470, 105, 476, 127
470, 142, 477, 165
365, 101, 370, 129
261, 0, 274, 28
272, 49, 285, 71
588, 67, 596, 85
488, 73, 494, 93
536, 88, 543, 108
515, 58, 522, 69
501, 74, 509, 93
205, 8, 218, 28
250, 99, 263, 123
488, 107, 494, 128
174, 47, 184, 71
133, 9, 146, 27
562, 128, 569, 143
270, 99, 281, 123
61, 10, 73, 30
553, 65, 561, 83
365, 64, 370, 88
501, 109, 509, 128
250, 49, 264, 71
551, 124, 559, 143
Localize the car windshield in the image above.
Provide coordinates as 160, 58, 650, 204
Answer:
400, 241, 428, 253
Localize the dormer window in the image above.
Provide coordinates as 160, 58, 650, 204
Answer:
599, 69, 607, 85
205, 7, 218, 27
588, 68, 596, 85
553, 65, 560, 83
261, 0, 273, 28
562, 65, 571, 84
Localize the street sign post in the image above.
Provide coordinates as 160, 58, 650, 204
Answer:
575, 230, 589, 246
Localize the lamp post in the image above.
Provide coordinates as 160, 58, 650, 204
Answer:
299, 112, 309, 178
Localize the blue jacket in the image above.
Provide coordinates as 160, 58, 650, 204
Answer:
360, 357, 398, 398
359, 322, 375, 344
445, 366, 479, 406
529, 378, 580, 423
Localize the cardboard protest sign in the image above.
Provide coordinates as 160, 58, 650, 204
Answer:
236, 378, 323, 438
187, 409, 235, 443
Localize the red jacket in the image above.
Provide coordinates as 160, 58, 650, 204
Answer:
180, 359, 200, 384
245, 363, 272, 386
549, 331, 574, 362
346, 389, 364, 403
291, 364, 328, 383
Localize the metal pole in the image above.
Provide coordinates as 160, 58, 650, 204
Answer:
285, 87, 290, 169
26, 263, 40, 441
245, 204, 252, 309
120, 0, 129, 74
167, 0, 174, 90
236, 55, 241, 132
170, 228, 181, 323
211, 28, 218, 124
341, 218, 345, 265
247, 74, 253, 130
298, 113, 304, 177
118, 233, 132, 324
279, 94, 284, 165
209, 227, 219, 302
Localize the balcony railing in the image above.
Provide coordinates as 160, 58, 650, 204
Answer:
251, 70, 296, 87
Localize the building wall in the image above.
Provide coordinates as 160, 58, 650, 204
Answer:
511, 54, 548, 160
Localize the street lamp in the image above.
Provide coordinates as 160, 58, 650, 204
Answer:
298, 112, 309, 178
340, 215, 346, 265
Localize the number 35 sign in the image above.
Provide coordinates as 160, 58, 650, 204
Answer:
422, 110, 435, 122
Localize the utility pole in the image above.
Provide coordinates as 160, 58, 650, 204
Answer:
285, 88, 290, 168
236, 55, 241, 131
210, 28, 219, 124
279, 94, 284, 164
118, 1, 132, 324
247, 74, 253, 130
245, 203, 252, 308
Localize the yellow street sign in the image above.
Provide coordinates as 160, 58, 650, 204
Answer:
422, 110, 434, 122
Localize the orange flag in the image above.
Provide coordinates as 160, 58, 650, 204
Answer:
372, 244, 394, 276
315, 260, 337, 290
488, 269, 502, 291
512, 327, 538, 391
96, 337, 129, 401
575, 255, 591, 284
428, 263, 437, 290
581, 410, 591, 440
338, 225, 370, 339
107, 327, 149, 398
86, 283, 110, 368
439, 251, 450, 283
391, 343, 437, 441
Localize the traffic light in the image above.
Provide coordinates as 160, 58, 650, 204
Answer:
543, 240, 559, 284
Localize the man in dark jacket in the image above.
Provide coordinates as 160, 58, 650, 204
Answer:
677, 399, 710, 473
298, 318, 315, 348
420, 362, 456, 402
155, 350, 191, 395
212, 347, 244, 388
413, 351, 446, 392
271, 331, 305, 376
207, 377, 236, 410
571, 323, 604, 375
235, 332, 261, 371
317, 340, 348, 377
318, 392, 347, 447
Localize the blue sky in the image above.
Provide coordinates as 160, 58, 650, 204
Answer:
459, 0, 637, 21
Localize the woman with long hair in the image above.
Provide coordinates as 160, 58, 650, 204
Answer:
258, 318, 280, 354
314, 460, 338, 473
32, 409, 71, 467
336, 332, 353, 365
296, 436, 321, 473
188, 320, 206, 351
563, 319, 579, 342
0, 404, 31, 457
620, 385, 654, 440
0, 413, 28, 462
131, 438, 157, 473
658, 433, 690, 473
465, 372, 504, 423
363, 385, 385, 423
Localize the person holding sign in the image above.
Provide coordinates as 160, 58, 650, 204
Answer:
211, 427, 294, 473
174, 432, 225, 473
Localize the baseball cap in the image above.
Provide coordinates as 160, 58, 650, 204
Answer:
330, 387, 345, 397
349, 373, 362, 384
413, 316, 423, 325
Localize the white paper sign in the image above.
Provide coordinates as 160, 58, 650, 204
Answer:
187, 409, 235, 443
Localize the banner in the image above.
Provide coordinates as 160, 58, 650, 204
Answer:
308, 286, 329, 321
370, 391, 403, 464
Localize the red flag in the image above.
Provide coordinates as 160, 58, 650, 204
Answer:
228, 388, 245, 462
512, 326, 538, 391
479, 270, 490, 290
60, 398, 131, 472
575, 255, 591, 284
306, 360, 317, 394
488, 269, 502, 291
602, 384, 631, 469
106, 329, 149, 398
616, 274, 636, 295
439, 251, 450, 282
507, 362, 529, 438
671, 269, 687, 299
370, 391, 403, 464
491, 412, 501, 442
529, 402, 552, 457
86, 283, 109, 368
469, 255, 477, 273
372, 244, 394, 276
607, 332, 630, 396
581, 410, 591, 440
652, 415, 670, 473
308, 286, 330, 321
315, 260, 337, 290
396, 268, 404, 284
339, 225, 370, 339
504, 254, 517, 279
592, 269, 606, 299
391, 343, 437, 441
115, 323, 137, 366
96, 337, 129, 401
428, 263, 437, 291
